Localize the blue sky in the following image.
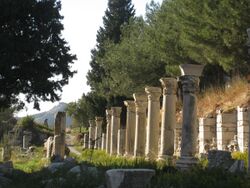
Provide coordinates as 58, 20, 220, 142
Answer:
17, 0, 163, 117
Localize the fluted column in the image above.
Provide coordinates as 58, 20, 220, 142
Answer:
106, 110, 112, 154
124, 100, 136, 157
133, 93, 147, 157
110, 107, 122, 155
88, 120, 96, 149
158, 78, 177, 160
94, 116, 103, 149
145, 87, 161, 160
176, 75, 200, 169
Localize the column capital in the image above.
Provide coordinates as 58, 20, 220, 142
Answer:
111, 107, 122, 117
133, 93, 147, 112
160, 77, 177, 95
124, 100, 135, 111
95, 116, 103, 121
180, 75, 199, 94
89, 120, 95, 127
145, 86, 161, 101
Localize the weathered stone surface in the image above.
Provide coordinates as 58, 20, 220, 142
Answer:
68, 165, 81, 174
124, 100, 136, 157
95, 117, 103, 149
88, 120, 96, 149
208, 150, 234, 170
101, 133, 106, 150
106, 110, 112, 154
105, 169, 155, 188
176, 75, 201, 170
1, 146, 11, 162
133, 93, 147, 157
237, 107, 249, 152
145, 86, 161, 160
228, 160, 245, 173
117, 129, 125, 156
179, 64, 205, 77
110, 107, 122, 155
159, 77, 177, 159
47, 162, 65, 173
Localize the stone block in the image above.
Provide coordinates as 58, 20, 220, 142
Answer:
105, 169, 155, 188
208, 150, 234, 170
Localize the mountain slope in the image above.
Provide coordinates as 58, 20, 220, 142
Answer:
32, 102, 72, 128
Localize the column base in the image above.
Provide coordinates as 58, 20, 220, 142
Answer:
176, 156, 198, 171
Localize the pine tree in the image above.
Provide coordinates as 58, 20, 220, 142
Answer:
87, 0, 135, 95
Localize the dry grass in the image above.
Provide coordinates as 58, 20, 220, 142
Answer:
197, 76, 249, 117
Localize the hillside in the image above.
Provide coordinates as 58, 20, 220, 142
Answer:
32, 102, 72, 128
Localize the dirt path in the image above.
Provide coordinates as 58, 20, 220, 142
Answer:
65, 134, 81, 156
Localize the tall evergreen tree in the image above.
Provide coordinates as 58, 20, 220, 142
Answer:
87, 0, 135, 97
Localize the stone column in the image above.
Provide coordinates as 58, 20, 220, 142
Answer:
88, 120, 96, 149
176, 75, 200, 170
83, 133, 89, 149
216, 110, 237, 150
158, 78, 177, 160
117, 129, 125, 156
124, 100, 136, 157
106, 110, 112, 154
145, 87, 161, 160
2, 145, 11, 162
54, 112, 66, 159
101, 133, 106, 150
94, 117, 103, 149
247, 72, 250, 173
110, 107, 122, 155
133, 93, 147, 157
198, 117, 216, 154
237, 107, 249, 152
53, 135, 61, 157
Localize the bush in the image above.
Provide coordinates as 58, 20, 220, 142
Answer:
19, 116, 35, 129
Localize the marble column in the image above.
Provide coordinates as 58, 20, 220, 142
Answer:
158, 78, 177, 160
133, 93, 147, 157
94, 117, 103, 149
83, 133, 89, 149
110, 107, 122, 155
54, 112, 66, 159
124, 100, 136, 157
117, 129, 125, 156
88, 120, 96, 149
176, 75, 200, 170
145, 87, 161, 160
101, 133, 106, 150
106, 110, 112, 154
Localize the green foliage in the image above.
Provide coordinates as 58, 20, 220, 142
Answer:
12, 147, 49, 173
232, 151, 248, 168
19, 116, 35, 129
66, 92, 107, 131
151, 167, 249, 188
0, 0, 76, 110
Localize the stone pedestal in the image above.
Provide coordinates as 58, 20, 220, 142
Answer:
216, 110, 237, 150
54, 112, 66, 158
145, 87, 161, 160
102, 133, 106, 150
198, 117, 216, 154
237, 107, 249, 152
22, 131, 32, 150
46, 136, 54, 158
53, 135, 62, 157
133, 93, 147, 157
176, 75, 200, 170
88, 120, 96, 149
158, 78, 177, 160
83, 133, 89, 149
2, 145, 11, 161
106, 110, 112, 154
117, 129, 125, 156
110, 107, 122, 155
105, 169, 155, 188
124, 100, 136, 157
94, 117, 103, 149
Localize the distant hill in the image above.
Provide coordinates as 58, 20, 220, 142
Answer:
32, 102, 72, 128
